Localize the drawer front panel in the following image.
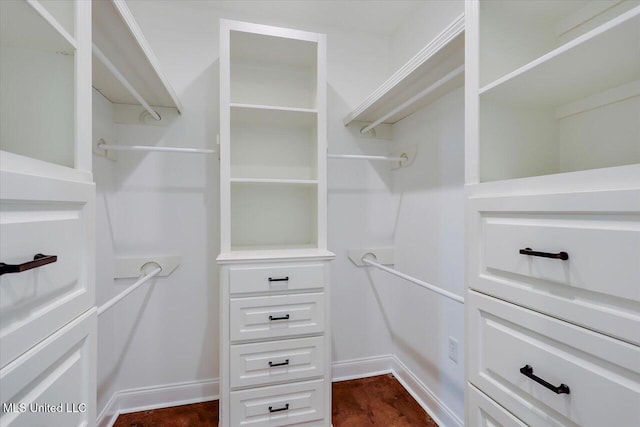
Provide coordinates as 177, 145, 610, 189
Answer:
230, 336, 324, 389
468, 291, 640, 427
0, 171, 94, 368
0, 309, 96, 427
230, 293, 324, 342
483, 214, 640, 301
229, 263, 325, 294
468, 190, 640, 345
467, 384, 526, 427
230, 379, 324, 426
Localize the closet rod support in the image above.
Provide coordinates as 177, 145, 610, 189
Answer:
361, 254, 464, 304
93, 43, 161, 121
360, 64, 465, 135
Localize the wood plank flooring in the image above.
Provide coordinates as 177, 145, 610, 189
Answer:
113, 374, 438, 426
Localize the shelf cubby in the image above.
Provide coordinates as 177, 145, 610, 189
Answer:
477, 3, 640, 182
479, 0, 639, 87
230, 182, 318, 250
230, 30, 317, 109
0, 0, 76, 168
230, 104, 317, 181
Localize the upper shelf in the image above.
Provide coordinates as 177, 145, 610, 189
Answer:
343, 14, 464, 128
92, 0, 182, 112
480, 6, 640, 107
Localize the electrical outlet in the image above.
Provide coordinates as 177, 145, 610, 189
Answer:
448, 337, 458, 363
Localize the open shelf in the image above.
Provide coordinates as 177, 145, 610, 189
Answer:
477, 3, 640, 183
231, 29, 317, 109
92, 0, 182, 111
480, 7, 640, 106
230, 182, 318, 249
231, 104, 317, 181
479, 0, 639, 87
0, 0, 75, 53
343, 14, 464, 127
230, 178, 318, 185
0, 0, 76, 168
217, 247, 334, 263
231, 103, 317, 121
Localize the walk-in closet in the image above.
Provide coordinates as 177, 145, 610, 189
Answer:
1, 1, 638, 426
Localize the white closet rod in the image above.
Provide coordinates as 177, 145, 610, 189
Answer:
97, 266, 162, 316
98, 142, 216, 154
362, 256, 464, 304
92, 43, 161, 121
360, 64, 465, 135
328, 154, 406, 162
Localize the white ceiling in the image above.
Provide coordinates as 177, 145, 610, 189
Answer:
172, 1, 426, 36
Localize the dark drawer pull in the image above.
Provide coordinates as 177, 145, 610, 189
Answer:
519, 248, 569, 260
520, 365, 570, 394
0, 254, 58, 276
268, 404, 289, 413
269, 314, 290, 321
268, 276, 289, 282
268, 359, 290, 367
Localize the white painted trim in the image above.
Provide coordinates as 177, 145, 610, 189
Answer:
96, 356, 461, 427
391, 355, 464, 427
331, 354, 393, 382
96, 378, 220, 427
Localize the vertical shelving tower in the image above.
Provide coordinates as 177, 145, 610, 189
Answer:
217, 19, 333, 427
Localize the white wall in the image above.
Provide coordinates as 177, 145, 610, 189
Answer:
94, 0, 397, 419
391, 88, 466, 422
384, 3, 466, 422
390, 0, 464, 70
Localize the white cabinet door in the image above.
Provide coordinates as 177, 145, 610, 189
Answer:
0, 170, 95, 368
0, 309, 96, 427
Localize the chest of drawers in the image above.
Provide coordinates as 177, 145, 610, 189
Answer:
218, 258, 333, 427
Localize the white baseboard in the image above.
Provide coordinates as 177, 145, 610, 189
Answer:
391, 355, 464, 427
97, 378, 219, 427
331, 354, 393, 382
97, 355, 462, 427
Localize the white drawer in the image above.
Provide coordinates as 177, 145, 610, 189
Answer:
0, 309, 96, 427
230, 379, 325, 426
230, 292, 324, 342
467, 384, 525, 427
229, 263, 325, 294
230, 336, 324, 389
469, 189, 640, 345
468, 290, 640, 427
0, 171, 94, 367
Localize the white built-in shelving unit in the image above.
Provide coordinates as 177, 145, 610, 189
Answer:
219, 20, 329, 255
469, 0, 640, 184
343, 13, 464, 133
0, 0, 92, 174
465, 1, 640, 426
0, 1, 96, 425
217, 19, 333, 427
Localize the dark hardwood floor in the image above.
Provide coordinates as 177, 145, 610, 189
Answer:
114, 374, 438, 426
